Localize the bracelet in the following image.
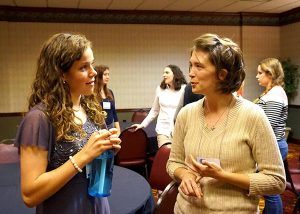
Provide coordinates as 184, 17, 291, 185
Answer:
69, 156, 83, 173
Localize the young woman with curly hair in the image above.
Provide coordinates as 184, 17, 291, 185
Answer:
15, 33, 121, 214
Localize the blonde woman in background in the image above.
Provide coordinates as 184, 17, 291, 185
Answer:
254, 58, 288, 214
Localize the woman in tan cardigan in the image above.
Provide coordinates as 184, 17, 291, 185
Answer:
167, 33, 285, 214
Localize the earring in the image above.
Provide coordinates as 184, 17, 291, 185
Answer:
63, 80, 66, 84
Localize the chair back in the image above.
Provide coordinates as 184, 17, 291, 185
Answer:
284, 159, 300, 192
0, 140, 19, 164
284, 159, 300, 213
149, 143, 172, 191
154, 181, 179, 214
131, 109, 148, 123
116, 128, 148, 167
0, 138, 15, 144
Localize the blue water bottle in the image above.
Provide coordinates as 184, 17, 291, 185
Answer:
88, 150, 114, 197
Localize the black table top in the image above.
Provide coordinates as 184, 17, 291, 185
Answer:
109, 165, 154, 214
0, 163, 154, 214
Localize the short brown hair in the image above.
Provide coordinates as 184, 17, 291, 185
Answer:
192, 33, 245, 94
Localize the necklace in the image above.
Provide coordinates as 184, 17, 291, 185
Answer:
204, 96, 233, 131
72, 104, 82, 112
196, 97, 235, 164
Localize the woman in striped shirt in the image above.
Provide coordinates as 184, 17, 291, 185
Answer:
255, 57, 288, 214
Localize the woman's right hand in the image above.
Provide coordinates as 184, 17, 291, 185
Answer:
80, 129, 119, 164
130, 124, 144, 131
179, 171, 203, 198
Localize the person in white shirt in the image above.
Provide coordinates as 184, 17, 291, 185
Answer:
132, 64, 187, 147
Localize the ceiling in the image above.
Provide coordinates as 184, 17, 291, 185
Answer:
1, 0, 300, 14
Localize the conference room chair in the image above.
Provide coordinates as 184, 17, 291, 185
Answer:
284, 159, 300, 213
154, 180, 179, 214
0, 139, 19, 164
131, 109, 148, 123
0, 138, 15, 144
148, 143, 172, 192
116, 127, 149, 177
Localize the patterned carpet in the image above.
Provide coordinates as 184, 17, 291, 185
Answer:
275, 142, 299, 214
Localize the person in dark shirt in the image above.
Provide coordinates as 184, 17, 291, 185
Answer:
94, 65, 121, 136
174, 82, 204, 120
183, 82, 204, 106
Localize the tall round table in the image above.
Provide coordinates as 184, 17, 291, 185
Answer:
0, 163, 154, 214
108, 165, 155, 214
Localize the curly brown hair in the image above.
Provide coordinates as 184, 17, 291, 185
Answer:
192, 33, 245, 94
28, 33, 105, 141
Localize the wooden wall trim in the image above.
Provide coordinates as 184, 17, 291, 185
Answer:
0, 108, 152, 117
0, 112, 24, 117
1, 109, 299, 142
0, 6, 299, 26
280, 6, 300, 25
1, 105, 300, 117
289, 137, 300, 145
116, 108, 151, 113
289, 104, 300, 109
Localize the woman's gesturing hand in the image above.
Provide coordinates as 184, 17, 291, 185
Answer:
190, 155, 223, 179
130, 124, 144, 131
179, 171, 202, 198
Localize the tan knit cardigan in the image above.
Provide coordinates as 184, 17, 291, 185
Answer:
167, 97, 286, 214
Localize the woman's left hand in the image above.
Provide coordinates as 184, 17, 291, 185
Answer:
190, 155, 223, 179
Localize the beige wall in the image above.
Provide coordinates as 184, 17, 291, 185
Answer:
0, 21, 299, 112
281, 22, 300, 105
242, 26, 280, 101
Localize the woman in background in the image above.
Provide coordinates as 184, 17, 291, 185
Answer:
132, 64, 187, 147
254, 58, 288, 214
15, 33, 121, 214
94, 65, 121, 136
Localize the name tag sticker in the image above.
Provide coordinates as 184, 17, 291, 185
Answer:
197, 157, 221, 166
103, 101, 111, 110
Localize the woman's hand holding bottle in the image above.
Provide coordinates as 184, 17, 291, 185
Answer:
79, 128, 121, 164
107, 128, 121, 154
